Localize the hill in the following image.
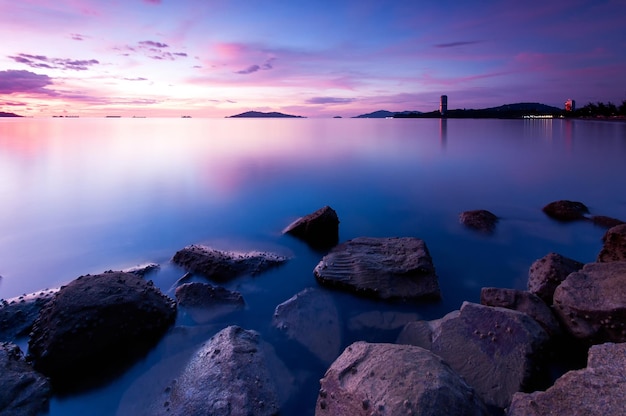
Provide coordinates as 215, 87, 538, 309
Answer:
354, 110, 423, 118
228, 111, 304, 118
0, 111, 22, 117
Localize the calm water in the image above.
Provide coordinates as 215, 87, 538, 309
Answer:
1, 117, 625, 414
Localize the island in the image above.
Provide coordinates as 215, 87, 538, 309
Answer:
0, 111, 22, 117
227, 111, 304, 118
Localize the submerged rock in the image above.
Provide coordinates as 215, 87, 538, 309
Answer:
553, 261, 626, 344
597, 223, 626, 262
28, 272, 176, 391
542, 200, 589, 221
0, 342, 50, 416
459, 209, 498, 233
398, 302, 549, 409
272, 287, 341, 364
172, 244, 288, 282
527, 252, 583, 304
590, 215, 625, 229
283, 205, 340, 248
508, 342, 626, 416
0, 288, 58, 341
175, 282, 245, 324
156, 326, 292, 416
313, 237, 441, 301
316, 341, 489, 416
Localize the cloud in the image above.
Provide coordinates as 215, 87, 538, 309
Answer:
235, 65, 260, 74
123, 77, 148, 81
0, 70, 55, 95
70, 33, 86, 41
434, 41, 482, 48
139, 40, 169, 48
9, 54, 99, 71
306, 97, 355, 105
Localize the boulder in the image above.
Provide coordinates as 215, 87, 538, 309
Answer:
480, 287, 562, 337
272, 288, 341, 364
590, 215, 625, 229
398, 302, 549, 409
0, 288, 58, 341
28, 272, 176, 391
542, 200, 589, 221
597, 223, 626, 262
527, 253, 583, 304
508, 342, 626, 416
175, 282, 245, 324
316, 341, 489, 416
313, 237, 441, 301
553, 261, 626, 344
0, 342, 50, 416
283, 205, 340, 248
172, 244, 288, 282
155, 326, 292, 416
121, 262, 160, 276
459, 210, 498, 233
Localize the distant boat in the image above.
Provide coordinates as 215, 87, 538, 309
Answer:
132, 116, 147, 118
181, 115, 192, 118
106, 115, 121, 118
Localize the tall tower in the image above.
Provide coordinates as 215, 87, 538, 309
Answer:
440, 95, 448, 116
565, 99, 575, 112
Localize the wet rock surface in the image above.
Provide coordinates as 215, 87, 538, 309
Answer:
398, 302, 549, 409
590, 215, 625, 229
155, 326, 292, 416
597, 223, 626, 262
313, 237, 441, 301
527, 252, 583, 304
553, 261, 626, 344
459, 209, 498, 233
272, 287, 341, 364
0, 342, 51, 416
28, 272, 176, 391
283, 205, 340, 248
480, 287, 562, 337
508, 342, 626, 416
316, 341, 489, 416
542, 200, 589, 221
175, 282, 245, 324
172, 244, 289, 282
0, 288, 58, 341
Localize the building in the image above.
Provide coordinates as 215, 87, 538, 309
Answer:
565, 99, 576, 112
440, 95, 448, 116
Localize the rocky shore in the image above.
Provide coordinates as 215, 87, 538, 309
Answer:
1, 202, 625, 415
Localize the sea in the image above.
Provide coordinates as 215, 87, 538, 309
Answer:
0, 117, 625, 414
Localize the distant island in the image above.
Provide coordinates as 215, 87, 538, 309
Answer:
354, 103, 562, 119
0, 111, 22, 117
227, 111, 304, 118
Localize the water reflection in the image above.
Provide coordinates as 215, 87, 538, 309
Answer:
439, 118, 447, 149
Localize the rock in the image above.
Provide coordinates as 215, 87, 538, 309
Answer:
0, 288, 58, 341
528, 253, 583, 304
542, 200, 589, 221
480, 287, 562, 337
348, 310, 420, 332
122, 262, 160, 276
28, 272, 176, 391
172, 244, 288, 282
272, 288, 341, 364
0, 342, 51, 416
508, 342, 626, 416
313, 237, 441, 301
316, 341, 489, 416
399, 302, 549, 409
590, 215, 625, 229
459, 210, 498, 233
283, 205, 340, 248
597, 223, 626, 262
553, 261, 626, 344
175, 282, 245, 324
156, 326, 292, 416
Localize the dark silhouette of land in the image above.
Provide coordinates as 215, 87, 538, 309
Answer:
0, 111, 22, 117
228, 111, 304, 118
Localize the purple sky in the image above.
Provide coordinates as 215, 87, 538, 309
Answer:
1, 0, 625, 117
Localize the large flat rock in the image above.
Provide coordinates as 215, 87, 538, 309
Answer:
172, 244, 288, 282
316, 341, 489, 416
313, 237, 441, 301
508, 342, 626, 416
553, 261, 626, 344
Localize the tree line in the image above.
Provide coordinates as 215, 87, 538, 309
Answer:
570, 100, 626, 117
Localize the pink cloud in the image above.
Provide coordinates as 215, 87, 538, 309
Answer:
9, 54, 100, 71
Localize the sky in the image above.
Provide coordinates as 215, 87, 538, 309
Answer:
0, 0, 625, 118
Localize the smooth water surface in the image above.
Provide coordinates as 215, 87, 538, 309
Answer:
1, 117, 625, 414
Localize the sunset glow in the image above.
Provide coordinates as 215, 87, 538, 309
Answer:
1, 0, 625, 118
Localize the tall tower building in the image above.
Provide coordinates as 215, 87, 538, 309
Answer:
440, 95, 448, 116
565, 99, 576, 112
